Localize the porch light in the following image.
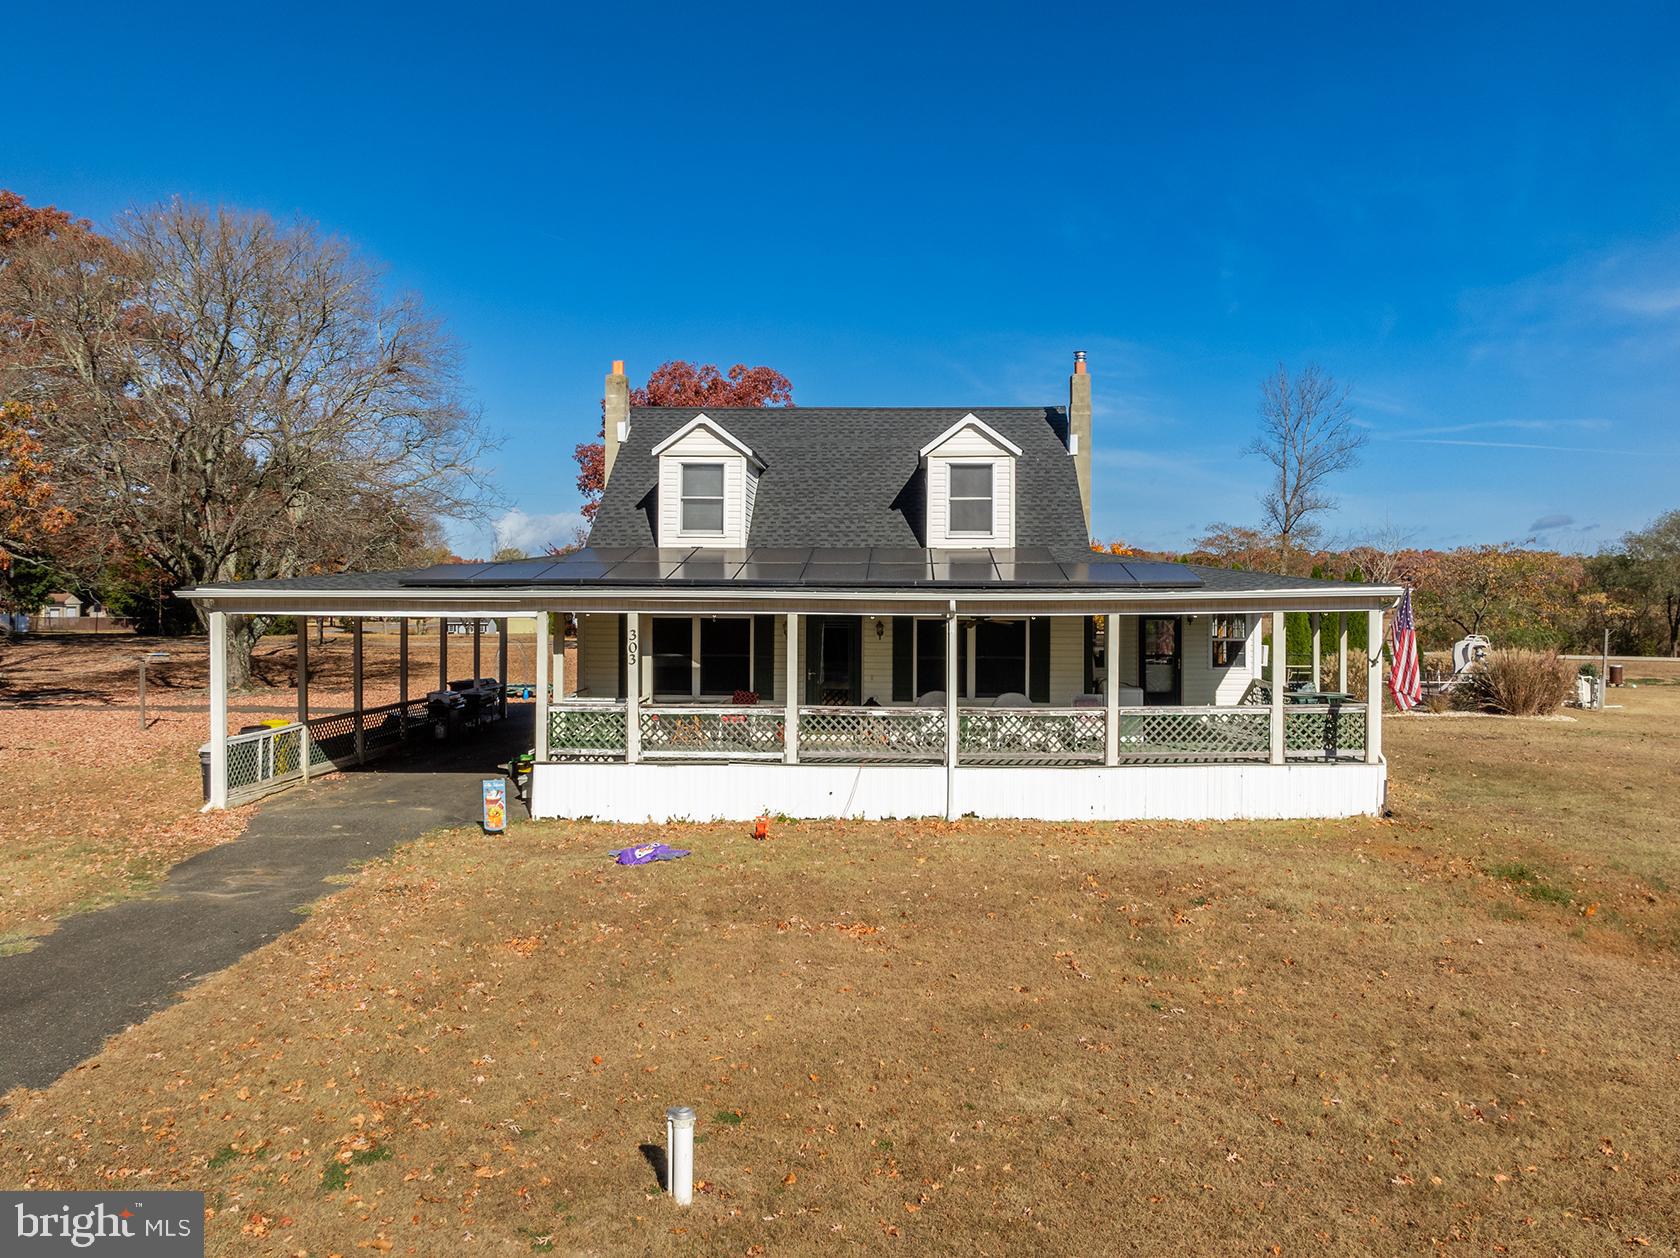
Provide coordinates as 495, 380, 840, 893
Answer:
875, 619, 885, 639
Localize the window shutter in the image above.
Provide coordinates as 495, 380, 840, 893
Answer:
892, 617, 913, 702
1082, 616, 1096, 695
849, 619, 864, 704
957, 623, 968, 699
753, 615, 775, 701
616, 615, 627, 700
1029, 617, 1051, 703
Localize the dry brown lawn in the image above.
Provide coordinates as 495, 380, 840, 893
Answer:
0, 665, 1678, 1253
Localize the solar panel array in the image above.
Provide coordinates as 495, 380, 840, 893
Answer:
398, 547, 1203, 591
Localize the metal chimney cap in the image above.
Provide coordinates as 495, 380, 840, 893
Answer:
1073, 350, 1087, 363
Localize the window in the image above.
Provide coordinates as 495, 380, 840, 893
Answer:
947, 463, 994, 534
914, 618, 946, 697
651, 617, 694, 697
680, 463, 725, 533
1210, 614, 1248, 668
973, 619, 1026, 698
699, 617, 751, 696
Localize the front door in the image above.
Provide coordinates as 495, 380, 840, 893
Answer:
1138, 616, 1182, 705
806, 616, 862, 705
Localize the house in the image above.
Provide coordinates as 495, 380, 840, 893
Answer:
39, 592, 83, 620
180, 354, 1402, 820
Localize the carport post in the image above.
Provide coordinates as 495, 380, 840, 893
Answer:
1310, 613, 1322, 690
296, 618, 310, 725
207, 610, 229, 810
398, 618, 409, 740
625, 612, 641, 764
472, 618, 482, 681
438, 617, 449, 690
1366, 609, 1384, 765
1104, 613, 1119, 767
352, 618, 365, 764
1338, 615, 1349, 693
497, 618, 508, 717
1269, 611, 1286, 765
534, 612, 551, 761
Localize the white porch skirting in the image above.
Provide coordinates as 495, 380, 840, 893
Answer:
529, 761, 1387, 823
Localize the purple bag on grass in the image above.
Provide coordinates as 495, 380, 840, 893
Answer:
613, 842, 691, 866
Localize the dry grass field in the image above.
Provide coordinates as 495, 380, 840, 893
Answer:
0, 658, 1677, 1253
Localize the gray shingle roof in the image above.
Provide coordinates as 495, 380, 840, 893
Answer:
587, 407, 1090, 549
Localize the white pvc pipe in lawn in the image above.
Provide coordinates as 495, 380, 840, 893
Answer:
666, 1105, 695, 1205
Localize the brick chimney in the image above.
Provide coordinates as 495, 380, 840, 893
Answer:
1069, 350, 1092, 537
603, 360, 629, 482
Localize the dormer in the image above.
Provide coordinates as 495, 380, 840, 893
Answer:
652, 414, 765, 547
918, 414, 1022, 548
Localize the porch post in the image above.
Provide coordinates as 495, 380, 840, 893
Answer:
1310, 613, 1322, 690
473, 617, 482, 680
1269, 610, 1286, 765
1104, 613, 1119, 767
553, 614, 568, 701
625, 612, 641, 764
352, 618, 365, 763
497, 618, 508, 717
534, 612, 551, 761
1366, 608, 1384, 765
296, 618, 310, 726
783, 612, 800, 764
1338, 615, 1349, 693
944, 611, 958, 821
207, 610, 229, 810
438, 617, 449, 690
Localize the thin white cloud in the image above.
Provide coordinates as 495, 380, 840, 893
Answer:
1382, 417, 1612, 439
1388, 437, 1667, 455
493, 508, 587, 555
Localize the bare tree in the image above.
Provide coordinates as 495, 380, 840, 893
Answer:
0, 200, 492, 686
1248, 364, 1367, 571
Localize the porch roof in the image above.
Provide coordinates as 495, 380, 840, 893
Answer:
179, 547, 1404, 614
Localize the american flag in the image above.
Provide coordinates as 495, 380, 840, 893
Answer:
1388, 588, 1422, 712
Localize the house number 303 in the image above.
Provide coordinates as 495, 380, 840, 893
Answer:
626, 626, 639, 667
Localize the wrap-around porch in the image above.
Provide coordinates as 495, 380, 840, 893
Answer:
538, 608, 1384, 774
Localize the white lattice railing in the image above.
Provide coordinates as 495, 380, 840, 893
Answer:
1113, 706, 1273, 764
797, 706, 947, 762
548, 701, 628, 758
1285, 703, 1367, 761
957, 707, 1106, 764
535, 701, 1369, 766
639, 706, 784, 759
225, 722, 309, 807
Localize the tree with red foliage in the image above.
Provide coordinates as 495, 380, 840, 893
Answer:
574, 361, 792, 519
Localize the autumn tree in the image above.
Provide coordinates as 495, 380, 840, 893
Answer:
574, 361, 792, 519
0, 198, 491, 686
1247, 364, 1367, 571
0, 400, 71, 569
1410, 544, 1583, 650
1620, 509, 1680, 656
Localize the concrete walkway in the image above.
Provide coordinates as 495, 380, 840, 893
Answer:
0, 710, 532, 1096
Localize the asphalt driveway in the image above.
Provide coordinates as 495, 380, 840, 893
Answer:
0, 708, 532, 1096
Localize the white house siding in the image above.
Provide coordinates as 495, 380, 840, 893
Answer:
574, 613, 620, 697
1178, 615, 1264, 706
923, 424, 1016, 548
656, 426, 749, 547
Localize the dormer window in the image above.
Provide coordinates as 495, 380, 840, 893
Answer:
947, 464, 994, 535
652, 414, 764, 547
680, 463, 726, 534
918, 414, 1021, 548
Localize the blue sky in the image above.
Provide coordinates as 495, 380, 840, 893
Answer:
7, 2, 1678, 557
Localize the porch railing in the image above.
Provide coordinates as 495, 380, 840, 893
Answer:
225, 722, 309, 807
798, 706, 946, 762
540, 699, 1368, 767
639, 706, 784, 760
1284, 703, 1367, 762
1113, 706, 1272, 764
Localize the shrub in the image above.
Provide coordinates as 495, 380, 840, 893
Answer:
1459, 649, 1575, 716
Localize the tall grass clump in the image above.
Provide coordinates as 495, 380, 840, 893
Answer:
1459, 649, 1575, 715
